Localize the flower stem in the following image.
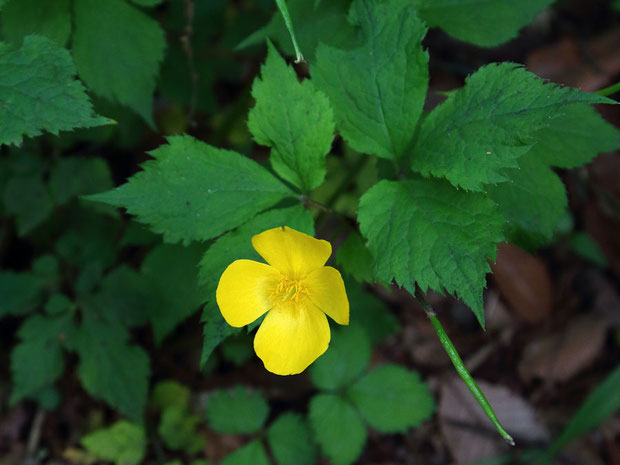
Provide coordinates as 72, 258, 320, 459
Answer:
414, 289, 515, 446
595, 80, 620, 97
273, 0, 304, 63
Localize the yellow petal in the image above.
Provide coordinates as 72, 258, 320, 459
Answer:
251, 226, 331, 278
254, 301, 330, 375
305, 266, 349, 325
216, 259, 279, 327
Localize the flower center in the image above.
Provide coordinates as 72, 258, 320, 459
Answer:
271, 275, 308, 304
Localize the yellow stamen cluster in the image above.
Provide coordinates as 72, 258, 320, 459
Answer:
272, 275, 308, 304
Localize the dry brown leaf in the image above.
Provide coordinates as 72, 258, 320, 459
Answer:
491, 243, 553, 324
518, 314, 608, 383
527, 29, 620, 91
439, 377, 549, 464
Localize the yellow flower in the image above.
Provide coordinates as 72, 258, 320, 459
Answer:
216, 226, 349, 375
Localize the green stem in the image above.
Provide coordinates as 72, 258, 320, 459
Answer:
415, 290, 515, 446
274, 0, 304, 62
595, 81, 620, 97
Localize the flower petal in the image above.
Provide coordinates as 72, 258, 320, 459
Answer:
305, 266, 349, 325
254, 301, 330, 375
251, 226, 331, 278
216, 259, 279, 327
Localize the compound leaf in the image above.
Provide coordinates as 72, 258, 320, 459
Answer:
345, 279, 400, 344
81, 421, 146, 465
309, 394, 367, 465
142, 243, 207, 343
158, 406, 205, 454
335, 231, 373, 283
49, 157, 113, 205
358, 178, 504, 326
88, 135, 293, 244
313, 0, 428, 160
10, 313, 75, 404
411, 63, 613, 191
412, 0, 555, 47
72, 0, 165, 124
205, 386, 269, 434
487, 151, 566, 245
310, 325, 371, 391
248, 42, 334, 192
0, 271, 46, 317
220, 440, 269, 465
74, 313, 150, 422
0, 35, 111, 146
529, 104, 620, 169
348, 364, 434, 433
3, 169, 54, 235
267, 413, 318, 465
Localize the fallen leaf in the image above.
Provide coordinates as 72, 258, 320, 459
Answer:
439, 377, 549, 464
491, 243, 553, 324
518, 314, 608, 383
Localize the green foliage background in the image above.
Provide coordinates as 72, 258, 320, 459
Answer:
1, 0, 620, 464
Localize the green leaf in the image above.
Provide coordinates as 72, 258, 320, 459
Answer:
55, 208, 119, 268
131, 0, 163, 6
221, 333, 254, 367
0, 271, 45, 317
72, 0, 165, 124
528, 104, 620, 169
3, 169, 54, 235
49, 157, 113, 205
141, 243, 207, 343
158, 406, 205, 454
74, 313, 150, 422
205, 386, 269, 434
267, 413, 318, 465
239, 0, 355, 60
1, 0, 71, 46
486, 151, 567, 244
310, 325, 371, 390
88, 135, 293, 244
45, 294, 74, 316
81, 421, 146, 465
220, 440, 269, 465
486, 103, 620, 245
411, 63, 613, 191
569, 232, 608, 268
358, 179, 504, 326
199, 204, 314, 366
345, 280, 400, 344
309, 394, 367, 465
539, 364, 620, 464
0, 35, 111, 146
335, 231, 373, 283
201, 304, 240, 370
92, 266, 152, 327
10, 313, 75, 404
151, 380, 191, 411
313, 0, 428, 160
348, 364, 434, 433
248, 41, 334, 192
412, 0, 555, 47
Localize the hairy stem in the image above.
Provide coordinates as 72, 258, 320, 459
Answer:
414, 289, 515, 446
